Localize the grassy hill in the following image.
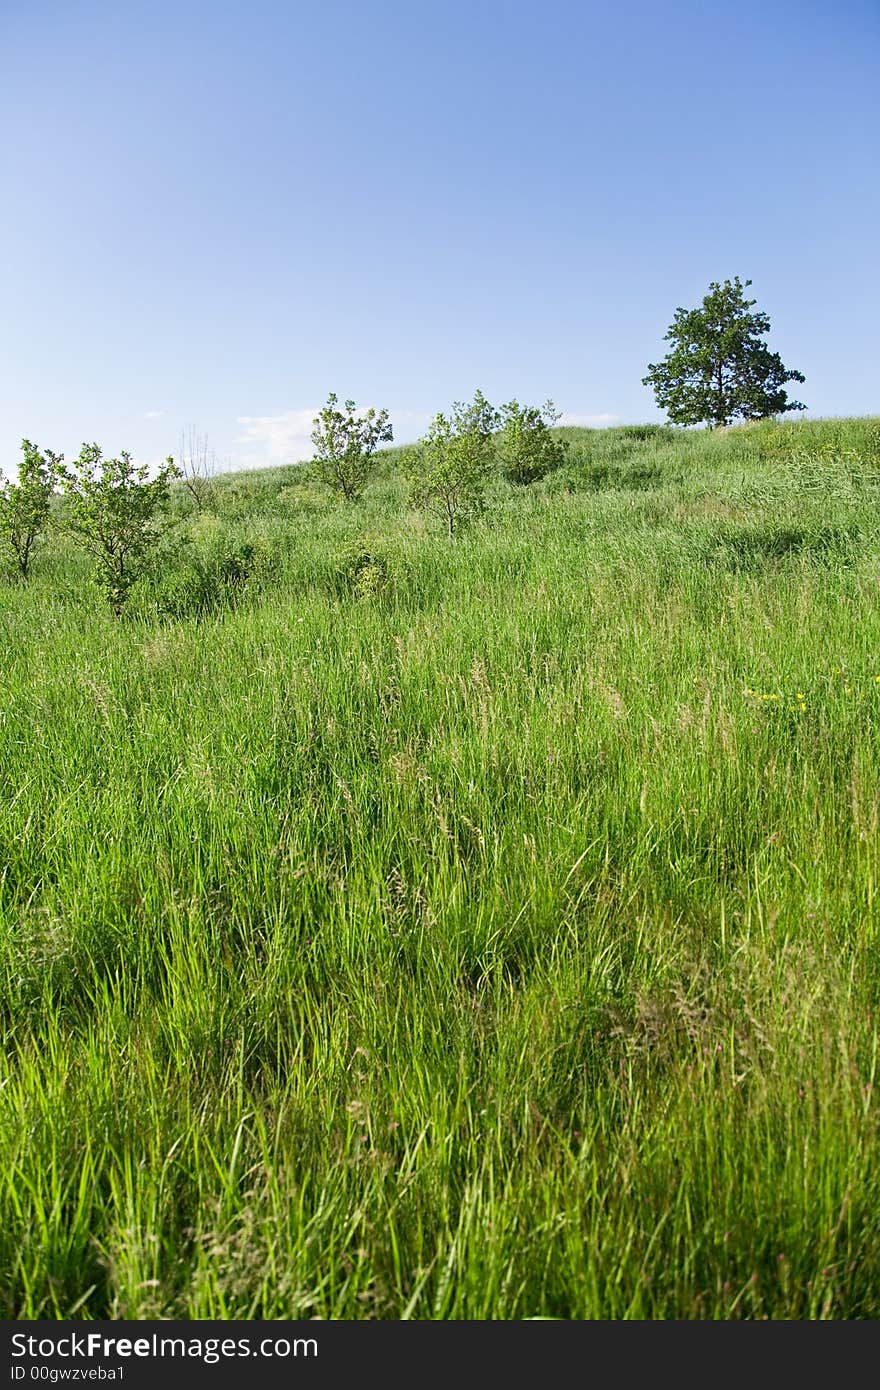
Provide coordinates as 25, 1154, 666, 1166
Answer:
2, 415, 880, 1317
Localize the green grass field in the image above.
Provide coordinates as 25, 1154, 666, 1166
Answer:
2, 415, 880, 1318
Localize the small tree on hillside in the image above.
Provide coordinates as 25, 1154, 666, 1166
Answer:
642, 277, 806, 428
452, 387, 498, 440
57, 444, 181, 614
177, 425, 218, 511
497, 398, 568, 484
0, 439, 60, 578
405, 389, 499, 537
310, 393, 393, 501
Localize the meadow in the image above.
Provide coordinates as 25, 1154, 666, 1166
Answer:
2, 415, 880, 1318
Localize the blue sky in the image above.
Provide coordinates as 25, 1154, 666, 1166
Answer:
1, 0, 877, 474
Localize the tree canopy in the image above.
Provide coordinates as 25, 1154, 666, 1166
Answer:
643, 277, 806, 428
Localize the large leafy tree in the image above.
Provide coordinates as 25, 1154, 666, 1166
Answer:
643, 277, 806, 427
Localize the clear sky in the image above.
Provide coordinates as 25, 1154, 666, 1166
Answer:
1, 0, 877, 473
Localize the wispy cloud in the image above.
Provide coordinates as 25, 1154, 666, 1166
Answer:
143, 410, 166, 420
236, 409, 319, 467
387, 409, 433, 441
557, 412, 619, 428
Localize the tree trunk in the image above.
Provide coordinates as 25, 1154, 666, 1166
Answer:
715, 359, 727, 427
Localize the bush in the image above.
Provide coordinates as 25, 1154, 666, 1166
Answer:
404, 390, 498, 537
310, 394, 393, 502
333, 535, 411, 601
497, 399, 568, 485
57, 445, 180, 615
0, 440, 59, 578
616, 424, 672, 442
147, 523, 270, 619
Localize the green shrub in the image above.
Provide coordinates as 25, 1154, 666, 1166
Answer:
497, 399, 567, 485
57, 445, 180, 615
405, 390, 498, 537
333, 534, 411, 601
0, 440, 59, 578
310, 393, 393, 502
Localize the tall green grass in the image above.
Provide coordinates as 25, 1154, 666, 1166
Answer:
2, 417, 880, 1317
